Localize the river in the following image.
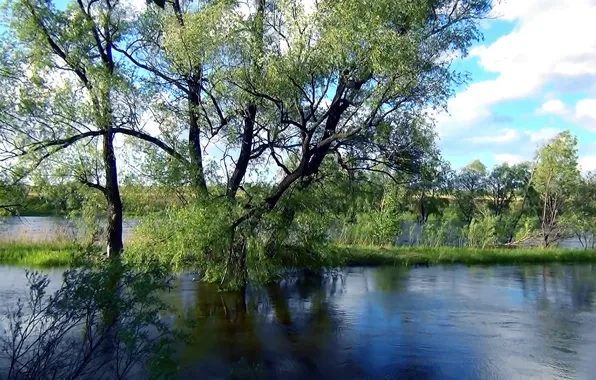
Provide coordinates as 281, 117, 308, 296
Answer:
2, 264, 596, 379
0, 216, 138, 242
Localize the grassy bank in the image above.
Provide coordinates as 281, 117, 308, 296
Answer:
325, 245, 596, 267
0, 242, 80, 267
3, 241, 596, 269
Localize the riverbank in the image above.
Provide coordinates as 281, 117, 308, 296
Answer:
3, 242, 596, 269
326, 245, 596, 266
0, 242, 80, 267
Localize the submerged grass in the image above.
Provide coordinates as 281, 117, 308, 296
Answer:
324, 245, 596, 267
0, 242, 80, 267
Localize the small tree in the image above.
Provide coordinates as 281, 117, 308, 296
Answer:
533, 131, 580, 247
486, 162, 529, 217
454, 159, 487, 224
566, 172, 596, 249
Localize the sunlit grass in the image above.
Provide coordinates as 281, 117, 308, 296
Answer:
0, 242, 80, 267
325, 245, 596, 267
4, 241, 596, 270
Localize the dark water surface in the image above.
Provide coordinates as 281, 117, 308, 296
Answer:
3, 264, 596, 379
173, 265, 596, 379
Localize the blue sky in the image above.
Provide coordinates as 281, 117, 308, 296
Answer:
437, 0, 596, 172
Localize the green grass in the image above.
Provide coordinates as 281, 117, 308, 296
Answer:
0, 242, 81, 267
324, 245, 596, 267
3, 241, 596, 270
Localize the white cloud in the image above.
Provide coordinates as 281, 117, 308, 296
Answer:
538, 99, 567, 115
575, 99, 596, 123
438, 0, 596, 136
494, 153, 527, 165
524, 127, 561, 143
530, 98, 596, 131
579, 155, 596, 172
467, 128, 520, 144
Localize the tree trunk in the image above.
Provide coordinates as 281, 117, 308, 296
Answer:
188, 80, 208, 194
103, 130, 123, 257
227, 104, 257, 199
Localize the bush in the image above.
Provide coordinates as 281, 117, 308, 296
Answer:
127, 191, 336, 288
464, 215, 497, 249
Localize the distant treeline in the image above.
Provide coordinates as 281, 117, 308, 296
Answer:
335, 132, 595, 249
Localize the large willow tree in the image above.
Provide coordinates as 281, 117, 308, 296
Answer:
125, 0, 494, 286
0, 0, 494, 286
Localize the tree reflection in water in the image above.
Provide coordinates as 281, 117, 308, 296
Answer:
166, 265, 596, 379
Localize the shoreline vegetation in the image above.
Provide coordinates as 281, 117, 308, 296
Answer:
326, 245, 596, 267
0, 242, 81, 267
2, 241, 596, 269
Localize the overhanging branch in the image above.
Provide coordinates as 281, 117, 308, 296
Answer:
113, 127, 189, 165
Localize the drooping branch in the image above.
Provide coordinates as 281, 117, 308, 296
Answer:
113, 127, 189, 165
1, 130, 104, 162
0, 204, 20, 211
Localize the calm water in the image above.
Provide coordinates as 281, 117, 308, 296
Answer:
0, 216, 138, 242
3, 264, 596, 379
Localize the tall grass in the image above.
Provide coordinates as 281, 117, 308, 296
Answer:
0, 222, 76, 244
0, 242, 79, 267
325, 245, 596, 267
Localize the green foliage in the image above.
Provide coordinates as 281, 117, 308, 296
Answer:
565, 172, 596, 249
534, 131, 580, 198
463, 214, 496, 249
0, 170, 26, 216
0, 242, 82, 267
534, 131, 581, 246
416, 208, 463, 247
128, 178, 342, 287
68, 187, 106, 246
327, 245, 596, 267
373, 186, 404, 244
126, 199, 238, 275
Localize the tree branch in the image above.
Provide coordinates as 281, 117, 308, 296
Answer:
112, 127, 189, 165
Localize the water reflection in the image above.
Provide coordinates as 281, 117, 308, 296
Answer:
164, 265, 596, 379
2, 264, 596, 379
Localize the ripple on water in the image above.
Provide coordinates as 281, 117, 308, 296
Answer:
2, 264, 596, 379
